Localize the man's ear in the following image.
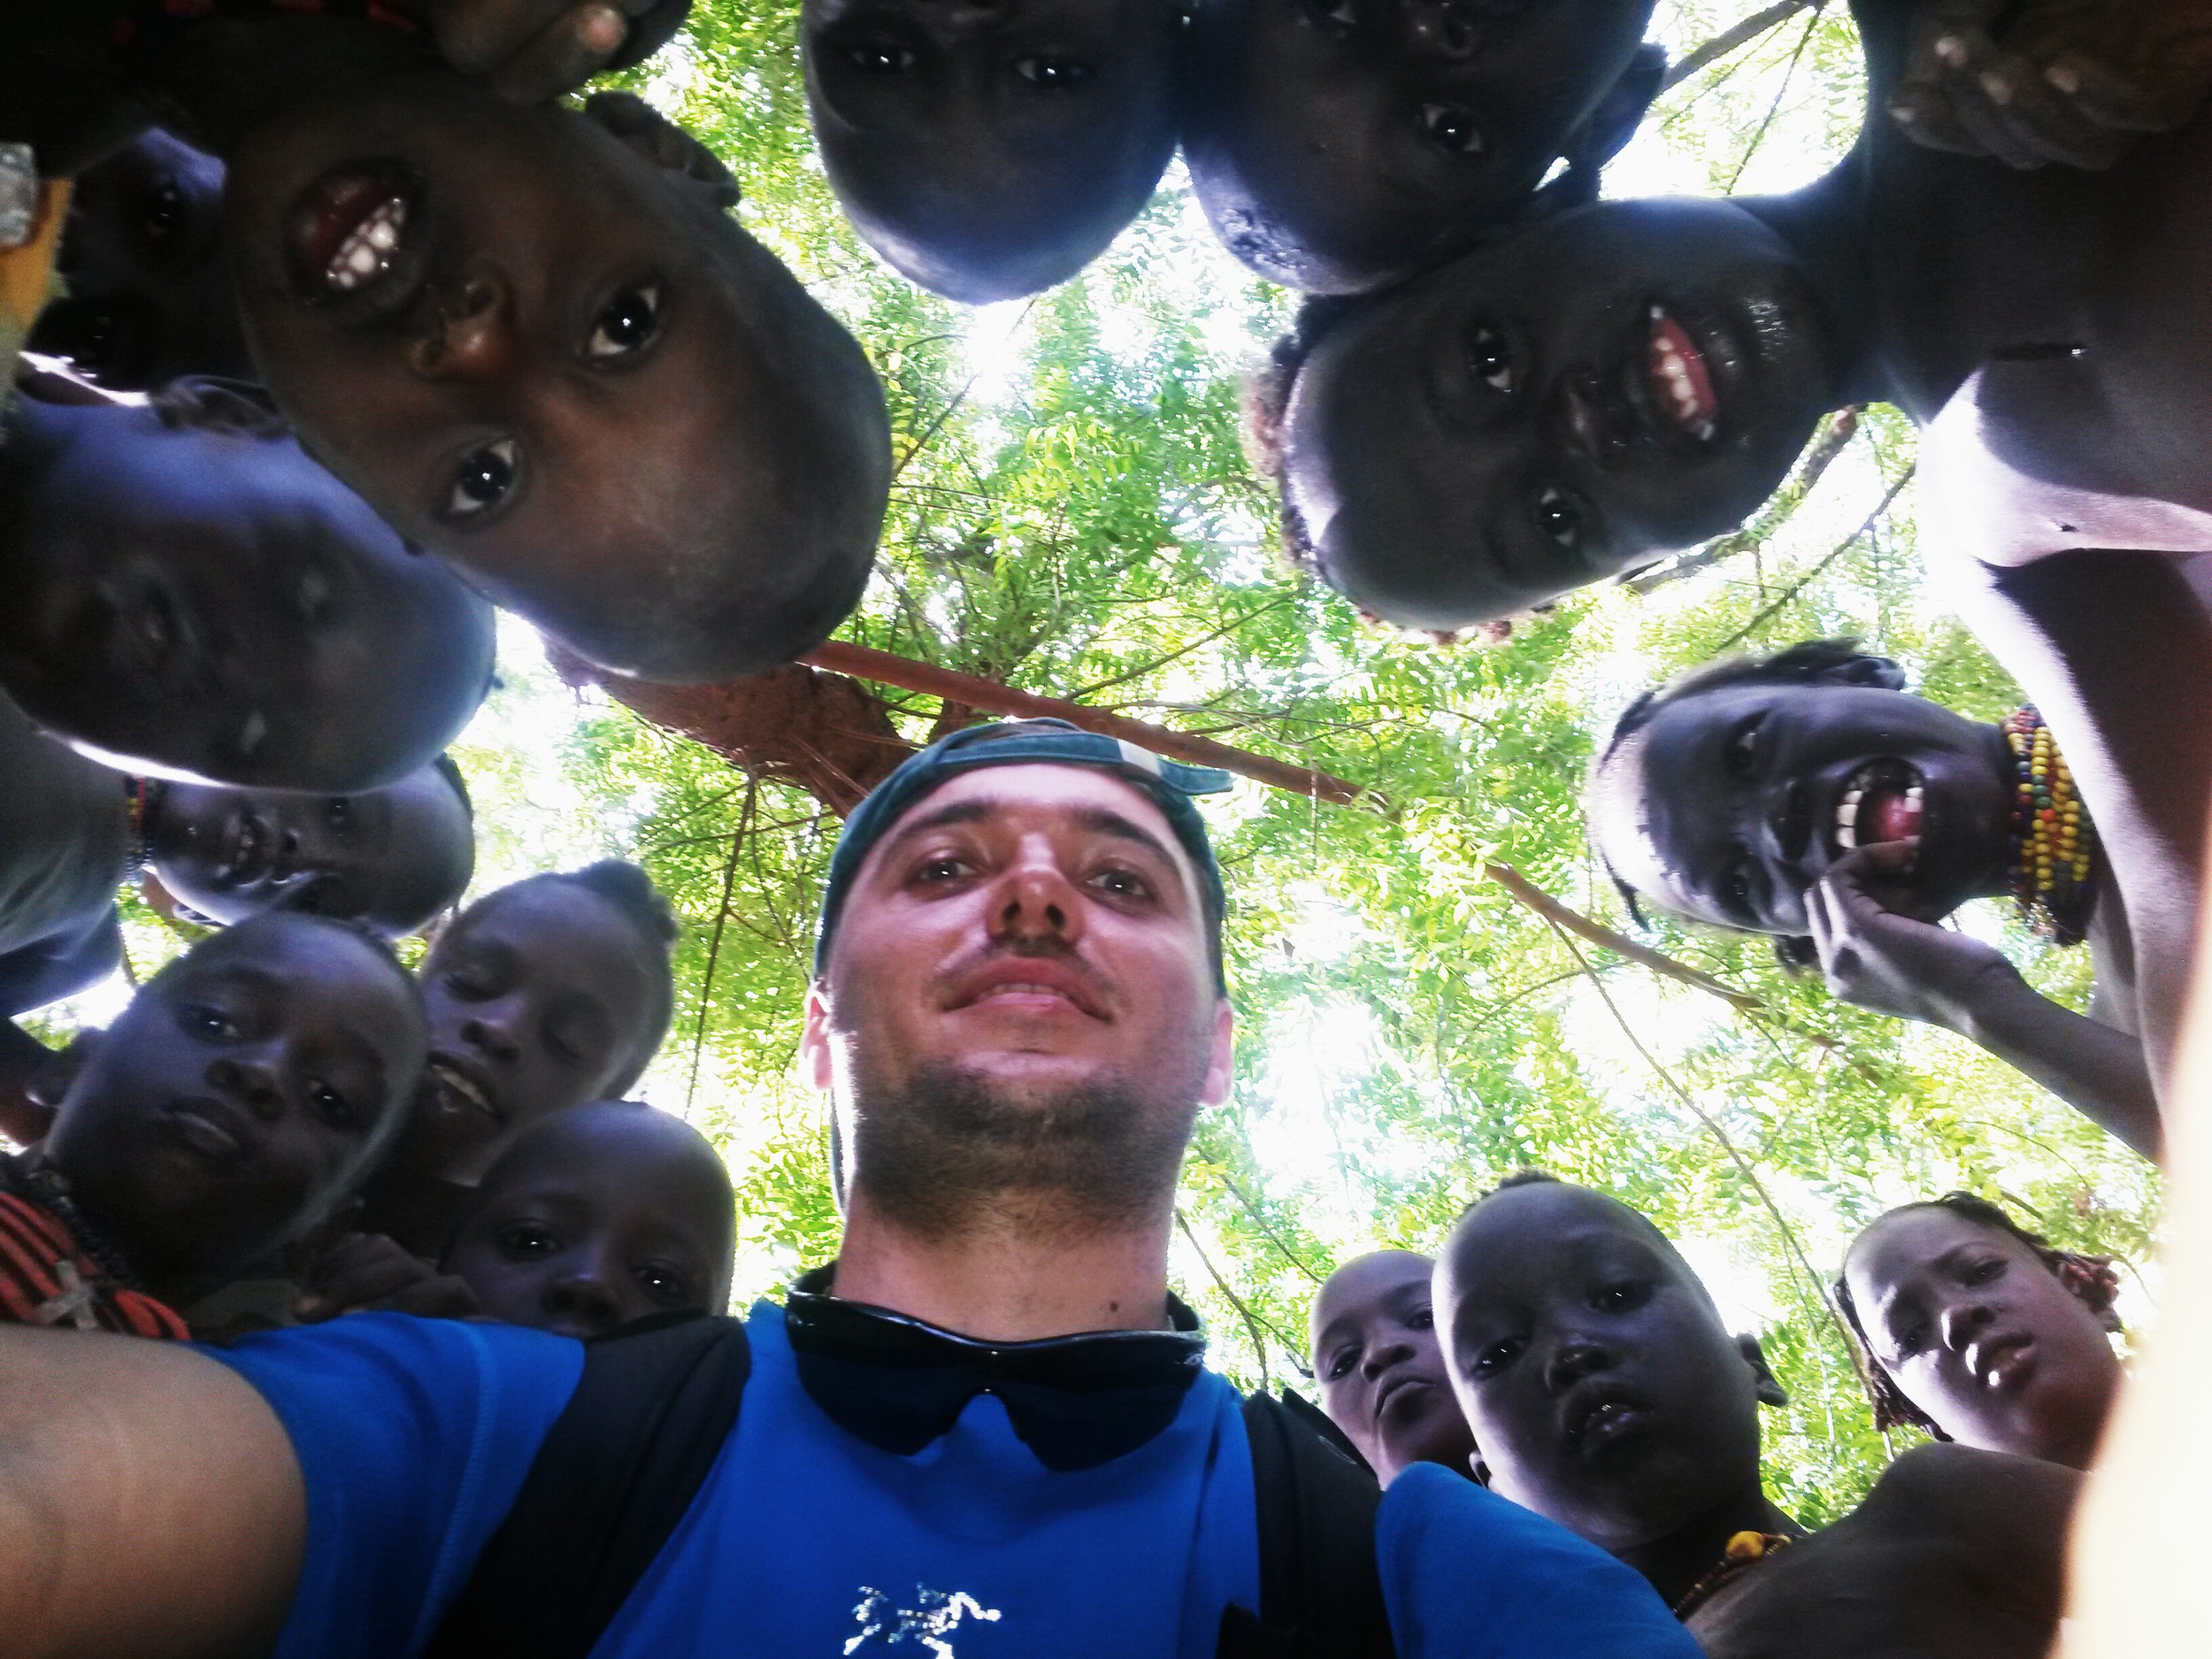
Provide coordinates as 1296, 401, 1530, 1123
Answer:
1566, 42, 1668, 174
1738, 1333, 1790, 1409
1198, 998, 1236, 1109
581, 91, 741, 210
798, 982, 836, 1094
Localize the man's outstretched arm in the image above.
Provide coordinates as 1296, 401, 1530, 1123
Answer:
0, 1328, 304, 1659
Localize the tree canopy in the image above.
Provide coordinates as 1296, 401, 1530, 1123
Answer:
39, 0, 2158, 1524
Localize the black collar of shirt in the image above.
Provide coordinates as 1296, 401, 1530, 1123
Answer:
782, 1265, 1208, 1471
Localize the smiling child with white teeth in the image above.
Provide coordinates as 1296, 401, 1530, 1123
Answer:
1589, 637, 2172, 1165
0, 912, 426, 1340
1436, 1171, 2085, 1658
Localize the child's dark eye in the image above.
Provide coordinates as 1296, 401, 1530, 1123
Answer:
1467, 324, 1513, 392
305, 1079, 358, 1132
1409, 1307, 1434, 1331
1724, 717, 1761, 780
326, 796, 354, 832
296, 565, 334, 623
182, 1003, 242, 1042
1420, 102, 1485, 155
499, 1223, 561, 1259
1964, 1258, 2005, 1286
143, 180, 185, 245
1472, 1335, 1523, 1376
1592, 1281, 1650, 1313
442, 969, 496, 1000
445, 438, 519, 521
1721, 856, 1755, 917
636, 1263, 693, 1304
1324, 1346, 1359, 1381
587, 283, 663, 361
1534, 485, 1584, 549
847, 40, 914, 73
1013, 54, 1093, 88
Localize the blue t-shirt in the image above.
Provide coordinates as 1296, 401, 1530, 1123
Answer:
211, 1308, 1696, 1659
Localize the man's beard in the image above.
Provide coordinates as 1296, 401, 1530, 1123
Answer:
845, 1058, 1202, 1242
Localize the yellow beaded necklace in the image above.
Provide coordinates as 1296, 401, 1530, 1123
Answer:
2002, 708, 2099, 946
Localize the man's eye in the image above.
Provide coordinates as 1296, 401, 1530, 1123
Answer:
637, 1263, 692, 1303
305, 1079, 358, 1132
499, 1224, 560, 1258
848, 40, 914, 73
1420, 102, 1485, 155
1468, 324, 1513, 392
1089, 867, 1151, 900
587, 283, 663, 360
914, 856, 971, 884
1535, 485, 1583, 549
445, 438, 519, 520
1014, 55, 1093, 88
183, 1004, 242, 1041
1724, 718, 1760, 780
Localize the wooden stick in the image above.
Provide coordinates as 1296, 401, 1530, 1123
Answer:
801, 640, 1365, 804
1485, 864, 1764, 1012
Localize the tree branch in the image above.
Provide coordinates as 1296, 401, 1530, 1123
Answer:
1661, 0, 1818, 92
1486, 864, 1764, 1012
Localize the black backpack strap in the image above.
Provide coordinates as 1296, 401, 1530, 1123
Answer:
1221, 1391, 1396, 1659
423, 1309, 751, 1659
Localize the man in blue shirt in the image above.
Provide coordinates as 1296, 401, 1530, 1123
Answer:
0, 720, 1700, 1658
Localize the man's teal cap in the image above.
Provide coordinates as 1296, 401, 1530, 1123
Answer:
813, 718, 1232, 986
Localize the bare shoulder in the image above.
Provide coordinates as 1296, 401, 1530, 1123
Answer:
1860, 1441, 2083, 1532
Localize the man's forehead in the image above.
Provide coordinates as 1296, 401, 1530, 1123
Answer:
865, 763, 1194, 869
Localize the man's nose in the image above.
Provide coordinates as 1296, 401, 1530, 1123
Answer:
541, 1267, 624, 1336
408, 273, 517, 381
988, 859, 1085, 947
207, 1054, 286, 1123
1542, 1336, 1613, 1394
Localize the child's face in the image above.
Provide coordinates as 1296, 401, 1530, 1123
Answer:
27, 130, 255, 389
39, 914, 424, 1289
1436, 1182, 1766, 1552
1187, 0, 1655, 294
146, 761, 473, 938
1310, 1249, 1476, 1485
1844, 1208, 2123, 1464
442, 1103, 735, 1339
1590, 682, 2013, 939
0, 400, 495, 792
1283, 197, 1834, 630
399, 879, 665, 1186
220, 75, 890, 682
803, 0, 1180, 301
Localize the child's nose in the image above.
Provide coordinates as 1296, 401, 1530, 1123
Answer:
541, 1270, 623, 1336
408, 274, 518, 382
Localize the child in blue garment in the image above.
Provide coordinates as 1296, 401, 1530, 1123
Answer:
1434, 1171, 2081, 1657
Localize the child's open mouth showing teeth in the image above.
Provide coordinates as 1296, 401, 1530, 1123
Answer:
325, 196, 405, 292
1647, 304, 1719, 443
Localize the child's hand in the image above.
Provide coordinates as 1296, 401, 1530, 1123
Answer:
1890, 0, 2212, 170
399, 0, 691, 102
295, 1232, 483, 1323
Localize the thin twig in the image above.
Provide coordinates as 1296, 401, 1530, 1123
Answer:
684, 777, 757, 1116
1487, 864, 1763, 1011
1217, 1173, 1329, 1286
1177, 1207, 1281, 1388
1725, 2, 1829, 193
1713, 465, 1916, 655
1662, 0, 1817, 92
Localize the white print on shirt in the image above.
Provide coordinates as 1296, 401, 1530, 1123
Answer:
843, 1585, 1004, 1656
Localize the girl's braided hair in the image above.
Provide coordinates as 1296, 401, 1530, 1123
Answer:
1834, 1191, 2122, 1437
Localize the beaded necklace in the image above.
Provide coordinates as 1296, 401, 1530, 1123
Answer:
1671, 1529, 1795, 1621
0, 1150, 144, 1293
2001, 709, 2100, 947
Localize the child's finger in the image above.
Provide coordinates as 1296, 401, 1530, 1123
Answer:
2046, 50, 2208, 134
1887, 86, 1990, 157
1970, 53, 2134, 167
487, 4, 630, 103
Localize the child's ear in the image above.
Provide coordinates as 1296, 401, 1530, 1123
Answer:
25, 1032, 98, 1112
1567, 42, 1668, 174
581, 91, 741, 211
1738, 1333, 1790, 1409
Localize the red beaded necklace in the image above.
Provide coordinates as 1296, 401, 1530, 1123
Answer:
2001, 709, 2099, 947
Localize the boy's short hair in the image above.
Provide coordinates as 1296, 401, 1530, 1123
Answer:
541, 861, 680, 1094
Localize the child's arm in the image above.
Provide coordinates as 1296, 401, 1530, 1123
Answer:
1803, 845, 2162, 1160
389, 0, 692, 103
